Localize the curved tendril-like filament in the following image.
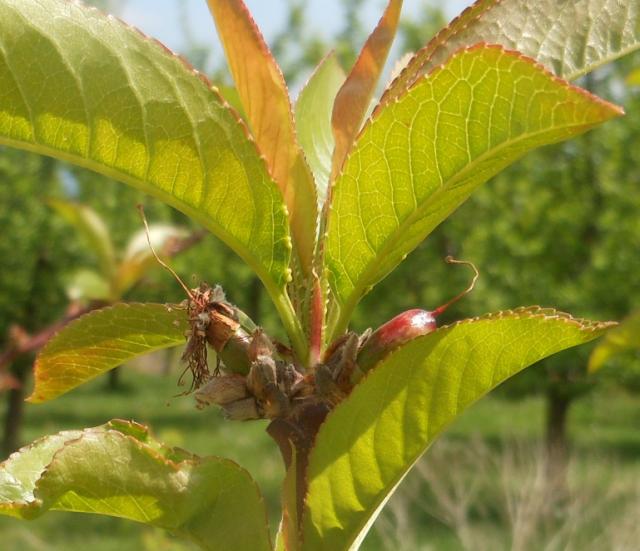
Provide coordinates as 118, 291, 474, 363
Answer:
432, 256, 479, 317
137, 204, 195, 301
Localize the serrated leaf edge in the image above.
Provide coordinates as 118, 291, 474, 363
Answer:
310, 306, 615, 461
1, 419, 272, 543
2, 0, 294, 293
340, 42, 623, 187
376, 0, 498, 111
34, 302, 186, 358
327, 44, 623, 329
28, 303, 187, 403
84, 2, 272, 171
302, 306, 614, 548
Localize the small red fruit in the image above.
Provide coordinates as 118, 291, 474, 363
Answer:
356, 257, 478, 375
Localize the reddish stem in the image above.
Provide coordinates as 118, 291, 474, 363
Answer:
308, 274, 324, 368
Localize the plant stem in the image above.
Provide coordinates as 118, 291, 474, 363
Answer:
327, 298, 353, 344
271, 290, 309, 365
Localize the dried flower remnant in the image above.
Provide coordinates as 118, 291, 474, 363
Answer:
180, 284, 226, 391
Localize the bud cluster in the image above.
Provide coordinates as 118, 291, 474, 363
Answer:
189, 286, 378, 420
186, 285, 309, 420
187, 292, 440, 421
191, 257, 477, 421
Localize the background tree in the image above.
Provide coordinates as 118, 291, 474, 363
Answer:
0, 152, 78, 456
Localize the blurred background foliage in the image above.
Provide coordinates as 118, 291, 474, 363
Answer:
1, 0, 639, 549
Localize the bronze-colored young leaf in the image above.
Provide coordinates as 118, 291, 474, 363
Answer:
207, 0, 318, 276
326, 45, 622, 338
0, 420, 272, 551
380, 0, 640, 108
330, 0, 403, 182
303, 308, 615, 550
29, 303, 187, 403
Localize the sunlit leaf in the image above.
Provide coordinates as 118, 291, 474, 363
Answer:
207, 0, 318, 276
296, 53, 345, 204
48, 199, 116, 280
589, 310, 640, 372
303, 308, 614, 550
380, 0, 640, 108
331, 0, 402, 181
326, 45, 622, 337
0, 420, 272, 551
29, 303, 187, 403
0, 0, 292, 322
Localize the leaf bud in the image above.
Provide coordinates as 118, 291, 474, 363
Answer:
222, 397, 261, 421
247, 354, 292, 418
206, 303, 253, 375
195, 374, 248, 409
249, 328, 276, 361
355, 257, 479, 376
356, 309, 436, 374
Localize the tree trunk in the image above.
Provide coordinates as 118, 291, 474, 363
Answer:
107, 366, 121, 390
2, 357, 29, 457
544, 388, 572, 492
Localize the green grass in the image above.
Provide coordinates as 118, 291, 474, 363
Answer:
1, 366, 639, 550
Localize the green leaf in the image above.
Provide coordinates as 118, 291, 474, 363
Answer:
331, 0, 403, 181
0, 420, 272, 551
0, 0, 293, 321
326, 45, 622, 337
0, 431, 83, 510
48, 199, 116, 280
589, 310, 640, 372
303, 308, 614, 550
207, 0, 318, 278
29, 303, 187, 403
380, 0, 640, 108
295, 53, 345, 204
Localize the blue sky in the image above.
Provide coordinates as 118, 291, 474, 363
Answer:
116, 1, 473, 77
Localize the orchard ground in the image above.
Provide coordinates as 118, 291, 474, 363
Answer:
1, 355, 638, 551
